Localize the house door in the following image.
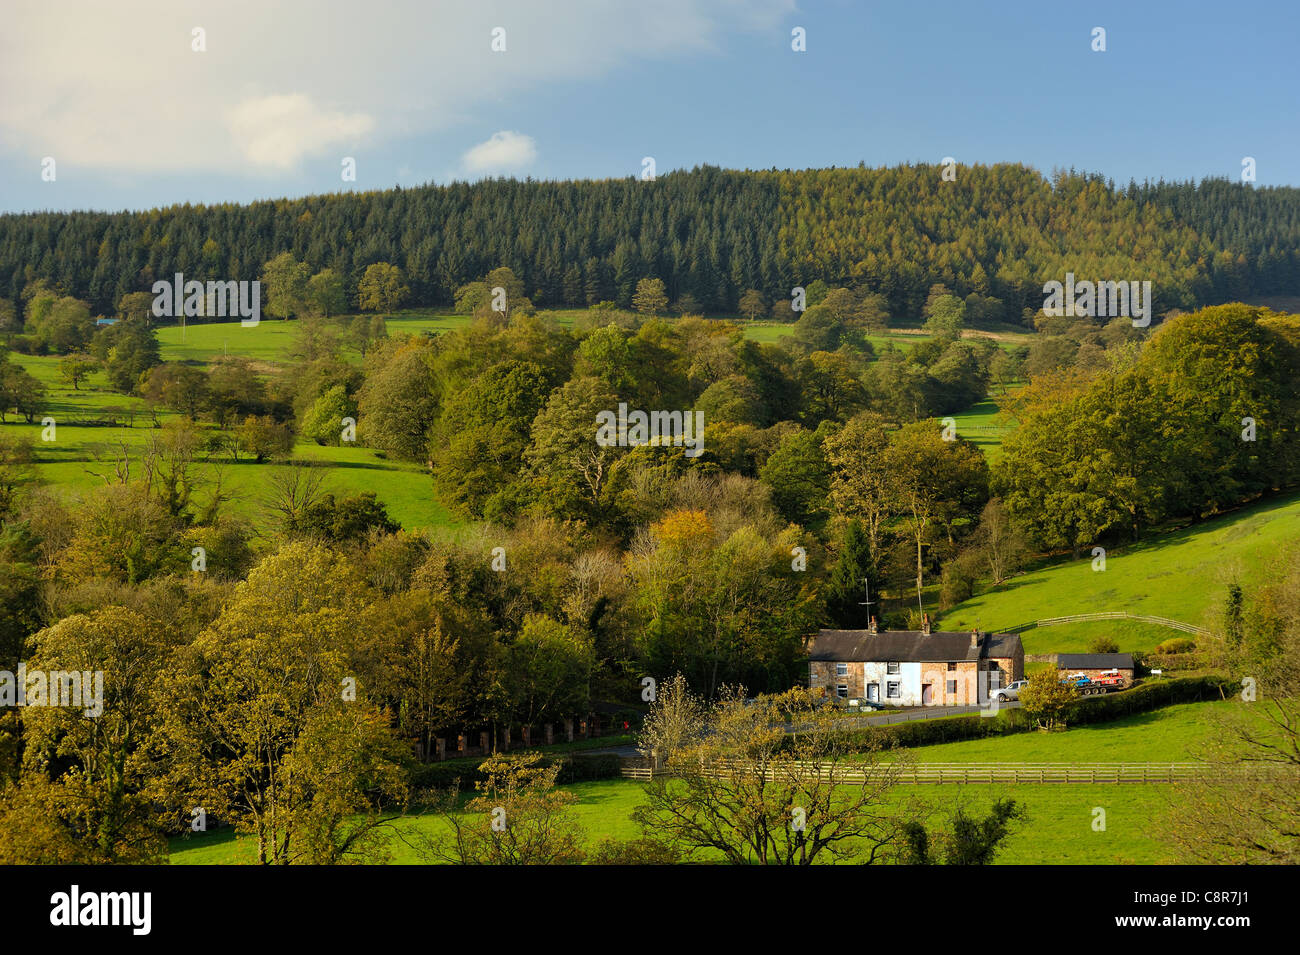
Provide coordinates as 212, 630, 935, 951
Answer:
922, 684, 933, 705
867, 684, 879, 702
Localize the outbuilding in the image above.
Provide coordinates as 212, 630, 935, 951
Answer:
1055, 652, 1135, 683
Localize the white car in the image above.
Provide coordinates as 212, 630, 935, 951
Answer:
991, 679, 1029, 702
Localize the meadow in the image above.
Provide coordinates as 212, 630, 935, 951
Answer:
167, 697, 1244, 865
8, 308, 975, 536
6, 347, 460, 532
939, 492, 1300, 652
167, 777, 1181, 865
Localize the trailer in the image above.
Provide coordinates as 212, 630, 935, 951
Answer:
1063, 669, 1130, 696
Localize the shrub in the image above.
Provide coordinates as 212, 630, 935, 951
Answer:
828, 675, 1233, 753
1061, 675, 1231, 726
1143, 651, 1204, 672
408, 751, 622, 792
554, 753, 622, 784
587, 837, 682, 864
1089, 635, 1120, 654
1154, 636, 1196, 654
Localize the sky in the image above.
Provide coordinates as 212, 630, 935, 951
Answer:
1, 0, 1297, 214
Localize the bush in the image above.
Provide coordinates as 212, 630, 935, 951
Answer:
408, 751, 623, 792
836, 708, 1029, 752
1154, 636, 1196, 654
939, 561, 976, 608
1089, 635, 1120, 654
554, 753, 622, 784
1062, 675, 1231, 726
1143, 651, 1205, 672
408, 761, 482, 793
587, 837, 682, 864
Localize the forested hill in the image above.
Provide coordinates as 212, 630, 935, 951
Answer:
3, 163, 1298, 323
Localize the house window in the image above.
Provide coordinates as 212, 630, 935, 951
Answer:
946, 662, 956, 671
946, 680, 957, 694
887, 682, 900, 699
836, 685, 848, 699
886, 661, 900, 675
836, 662, 848, 676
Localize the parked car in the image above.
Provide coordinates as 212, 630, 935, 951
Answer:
991, 679, 1029, 702
842, 696, 884, 711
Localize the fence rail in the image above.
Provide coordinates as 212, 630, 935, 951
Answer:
620, 761, 1274, 784
1006, 612, 1211, 637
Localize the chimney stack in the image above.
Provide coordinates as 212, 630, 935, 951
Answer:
868, 616, 878, 635
970, 628, 981, 649
921, 613, 931, 635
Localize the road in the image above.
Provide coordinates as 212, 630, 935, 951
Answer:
848, 700, 1023, 726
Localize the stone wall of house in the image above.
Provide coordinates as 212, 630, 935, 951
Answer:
990, 648, 1024, 684
809, 661, 865, 698
919, 660, 981, 705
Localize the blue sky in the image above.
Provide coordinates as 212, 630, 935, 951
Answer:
1, 0, 1296, 213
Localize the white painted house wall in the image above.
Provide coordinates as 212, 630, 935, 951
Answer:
861, 661, 923, 706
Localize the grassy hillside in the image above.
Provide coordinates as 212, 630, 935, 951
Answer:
940, 492, 1300, 652
948, 395, 1014, 462
886, 699, 1245, 763
5, 354, 460, 532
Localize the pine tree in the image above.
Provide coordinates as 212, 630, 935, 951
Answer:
823, 519, 880, 629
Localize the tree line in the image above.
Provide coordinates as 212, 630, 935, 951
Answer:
2, 164, 1298, 323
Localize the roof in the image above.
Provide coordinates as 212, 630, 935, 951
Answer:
1057, 653, 1135, 670
808, 629, 1022, 663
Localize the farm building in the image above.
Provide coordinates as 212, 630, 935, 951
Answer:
1056, 653, 1135, 682
807, 617, 1024, 707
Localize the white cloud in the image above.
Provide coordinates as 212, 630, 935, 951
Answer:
0, 0, 794, 176
461, 131, 537, 175
227, 94, 374, 169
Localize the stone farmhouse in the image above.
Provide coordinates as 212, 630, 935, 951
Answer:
807, 616, 1025, 707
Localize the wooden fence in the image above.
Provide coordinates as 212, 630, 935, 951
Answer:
1007, 612, 1211, 637
620, 761, 1270, 784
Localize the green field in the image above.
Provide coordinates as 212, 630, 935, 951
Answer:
5, 353, 458, 532
885, 699, 1243, 763
940, 492, 1300, 653
154, 309, 471, 365
167, 775, 1181, 865
948, 395, 1014, 462
169, 697, 1247, 864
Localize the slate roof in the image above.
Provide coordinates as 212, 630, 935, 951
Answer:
1056, 653, 1135, 670
808, 629, 1022, 663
